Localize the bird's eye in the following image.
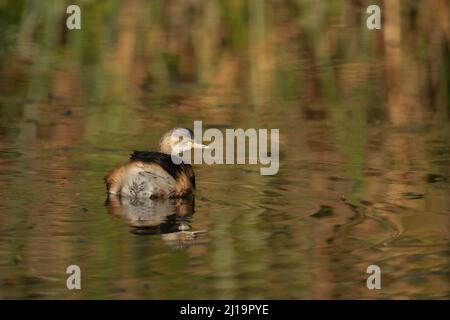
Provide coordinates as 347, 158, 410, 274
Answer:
179, 136, 183, 141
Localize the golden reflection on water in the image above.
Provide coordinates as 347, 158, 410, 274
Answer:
0, 0, 449, 299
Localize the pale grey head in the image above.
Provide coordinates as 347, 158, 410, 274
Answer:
159, 128, 208, 155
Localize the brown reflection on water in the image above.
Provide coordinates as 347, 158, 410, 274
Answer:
0, 0, 449, 299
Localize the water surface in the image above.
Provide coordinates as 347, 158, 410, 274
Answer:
0, 0, 449, 299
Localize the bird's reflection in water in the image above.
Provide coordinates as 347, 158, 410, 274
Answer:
105, 195, 205, 249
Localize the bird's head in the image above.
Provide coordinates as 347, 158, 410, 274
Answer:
159, 128, 208, 155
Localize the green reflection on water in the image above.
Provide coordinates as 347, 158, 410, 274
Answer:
0, 0, 448, 299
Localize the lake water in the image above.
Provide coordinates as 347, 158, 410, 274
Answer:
0, 0, 448, 299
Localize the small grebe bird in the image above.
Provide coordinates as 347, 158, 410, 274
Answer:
105, 128, 207, 198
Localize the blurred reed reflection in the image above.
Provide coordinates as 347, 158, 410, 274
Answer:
0, 0, 448, 299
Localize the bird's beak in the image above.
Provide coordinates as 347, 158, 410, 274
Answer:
179, 141, 210, 152
191, 141, 210, 149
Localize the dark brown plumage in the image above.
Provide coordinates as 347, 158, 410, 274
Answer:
129, 151, 195, 189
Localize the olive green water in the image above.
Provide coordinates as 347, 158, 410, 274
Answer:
0, 1, 449, 299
